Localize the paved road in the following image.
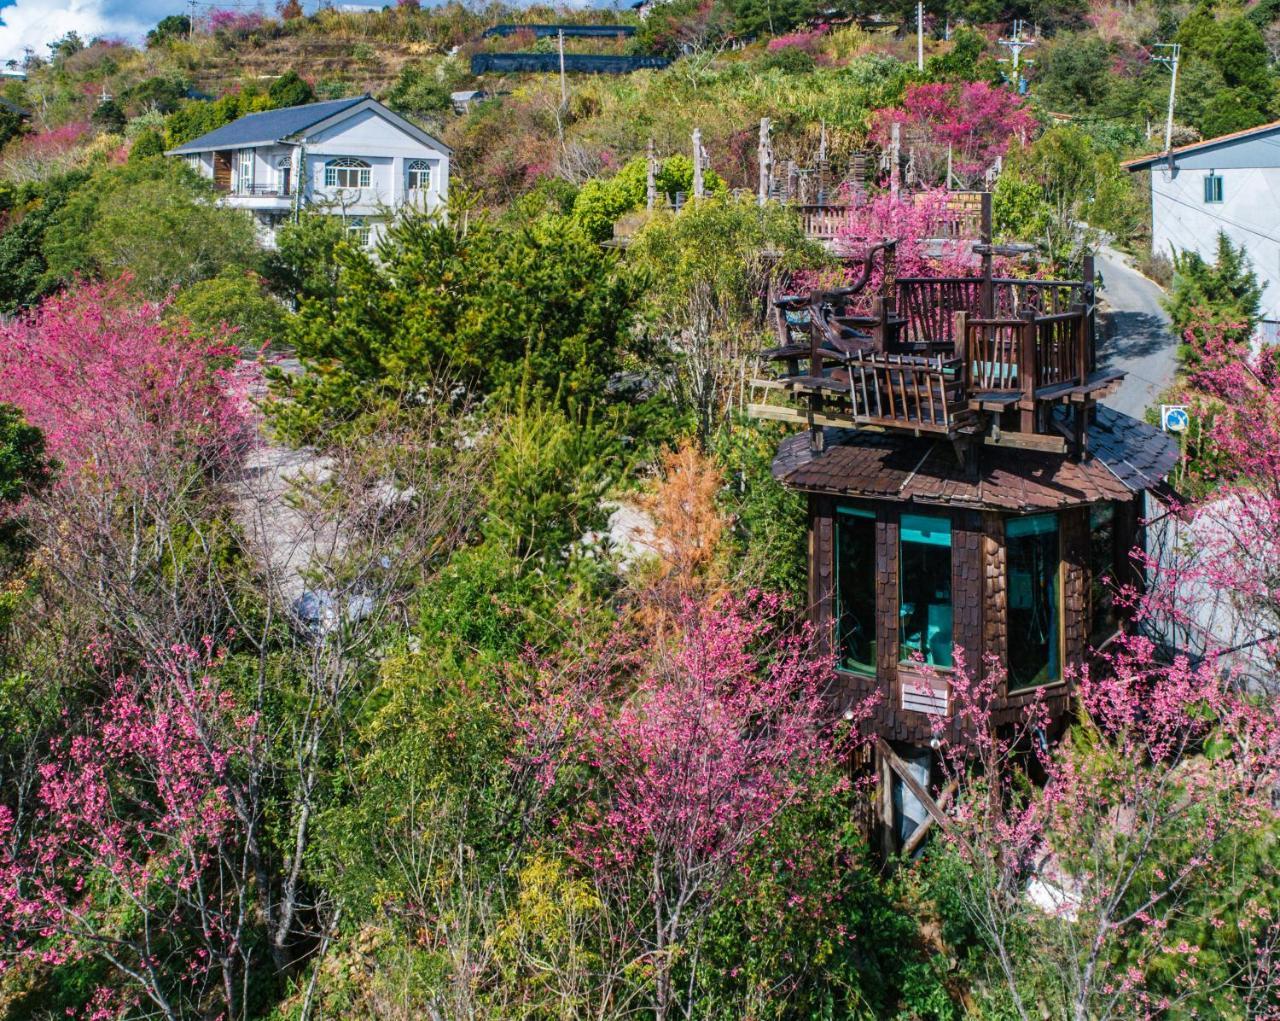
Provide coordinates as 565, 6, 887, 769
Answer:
1094, 245, 1180, 420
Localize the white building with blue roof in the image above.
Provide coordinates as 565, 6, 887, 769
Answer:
1124, 120, 1280, 342
166, 94, 451, 248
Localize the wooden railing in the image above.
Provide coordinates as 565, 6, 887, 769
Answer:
953, 306, 1088, 398
896, 278, 981, 346
960, 317, 1023, 391
1033, 308, 1087, 389
940, 191, 984, 241
795, 204, 848, 241
845, 351, 964, 430
991, 278, 1087, 317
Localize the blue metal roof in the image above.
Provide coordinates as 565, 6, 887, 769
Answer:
167, 96, 367, 154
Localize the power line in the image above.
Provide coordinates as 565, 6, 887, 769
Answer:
1150, 186, 1280, 246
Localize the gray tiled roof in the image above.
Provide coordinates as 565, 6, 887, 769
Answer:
1070, 404, 1180, 494
167, 96, 367, 154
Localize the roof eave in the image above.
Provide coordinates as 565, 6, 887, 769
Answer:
166, 138, 282, 156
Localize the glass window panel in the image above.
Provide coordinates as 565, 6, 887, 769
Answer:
1089, 503, 1118, 646
1007, 513, 1060, 690
836, 507, 876, 674
899, 513, 952, 668
407, 159, 432, 191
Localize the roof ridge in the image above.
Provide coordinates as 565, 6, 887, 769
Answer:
1122, 117, 1280, 169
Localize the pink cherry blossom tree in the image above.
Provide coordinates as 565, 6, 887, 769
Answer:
0, 122, 92, 184
519, 593, 873, 1021
0, 642, 257, 1021
833, 185, 981, 280
0, 277, 251, 490
926, 638, 1280, 1020
869, 81, 1036, 188
1128, 326, 1280, 689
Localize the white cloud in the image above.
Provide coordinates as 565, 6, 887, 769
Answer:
0, 0, 177, 65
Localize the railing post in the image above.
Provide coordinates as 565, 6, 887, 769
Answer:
872, 296, 887, 354
1019, 308, 1037, 433
1070, 301, 1087, 386
808, 291, 825, 452
980, 193, 994, 318
954, 311, 969, 393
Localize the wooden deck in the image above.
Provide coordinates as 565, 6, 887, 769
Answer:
757, 237, 1117, 453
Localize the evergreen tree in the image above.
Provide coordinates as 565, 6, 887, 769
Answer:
268, 70, 316, 109
1165, 231, 1263, 350
90, 99, 126, 135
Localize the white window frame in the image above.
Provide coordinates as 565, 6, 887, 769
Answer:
325, 157, 371, 190
346, 216, 371, 248
275, 155, 293, 196
1204, 173, 1224, 204
406, 159, 434, 193
237, 149, 254, 193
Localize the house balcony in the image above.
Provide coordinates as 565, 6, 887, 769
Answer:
217, 183, 295, 210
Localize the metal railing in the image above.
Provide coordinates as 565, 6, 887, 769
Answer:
232, 183, 292, 197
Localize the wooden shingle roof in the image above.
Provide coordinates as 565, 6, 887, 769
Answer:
772, 408, 1177, 513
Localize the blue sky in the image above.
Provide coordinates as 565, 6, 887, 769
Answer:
0, 0, 224, 65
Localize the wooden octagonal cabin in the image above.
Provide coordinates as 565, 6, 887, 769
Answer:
753, 213, 1179, 850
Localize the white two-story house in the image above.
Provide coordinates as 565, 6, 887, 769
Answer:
1125, 120, 1280, 342
166, 94, 451, 248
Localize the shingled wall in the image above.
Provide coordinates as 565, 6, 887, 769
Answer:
814, 496, 1126, 744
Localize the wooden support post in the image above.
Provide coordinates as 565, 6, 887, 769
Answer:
808, 289, 825, 453
980, 192, 994, 319
901, 778, 959, 857
954, 310, 969, 392
646, 137, 657, 211
692, 128, 704, 199
1082, 251, 1097, 373
758, 117, 772, 206
1019, 308, 1037, 433
817, 119, 829, 204
889, 122, 902, 198
878, 744, 896, 858
871, 296, 888, 354
876, 738, 951, 831
1071, 300, 1088, 386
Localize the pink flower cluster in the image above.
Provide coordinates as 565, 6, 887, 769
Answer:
766, 25, 827, 53
0, 279, 252, 491
208, 9, 267, 34
869, 81, 1036, 179
0, 643, 254, 1002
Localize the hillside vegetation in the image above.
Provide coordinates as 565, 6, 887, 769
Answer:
0, 1, 1278, 1019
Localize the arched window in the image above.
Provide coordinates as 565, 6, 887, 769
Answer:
406, 159, 433, 192
325, 157, 371, 189
275, 155, 292, 196
345, 216, 371, 247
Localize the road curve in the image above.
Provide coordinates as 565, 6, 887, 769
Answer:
1094, 245, 1180, 421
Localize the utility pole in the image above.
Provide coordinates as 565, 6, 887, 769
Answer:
997, 19, 1034, 79
1153, 43, 1181, 153
916, 1, 924, 71
558, 29, 567, 107
188, 0, 198, 40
